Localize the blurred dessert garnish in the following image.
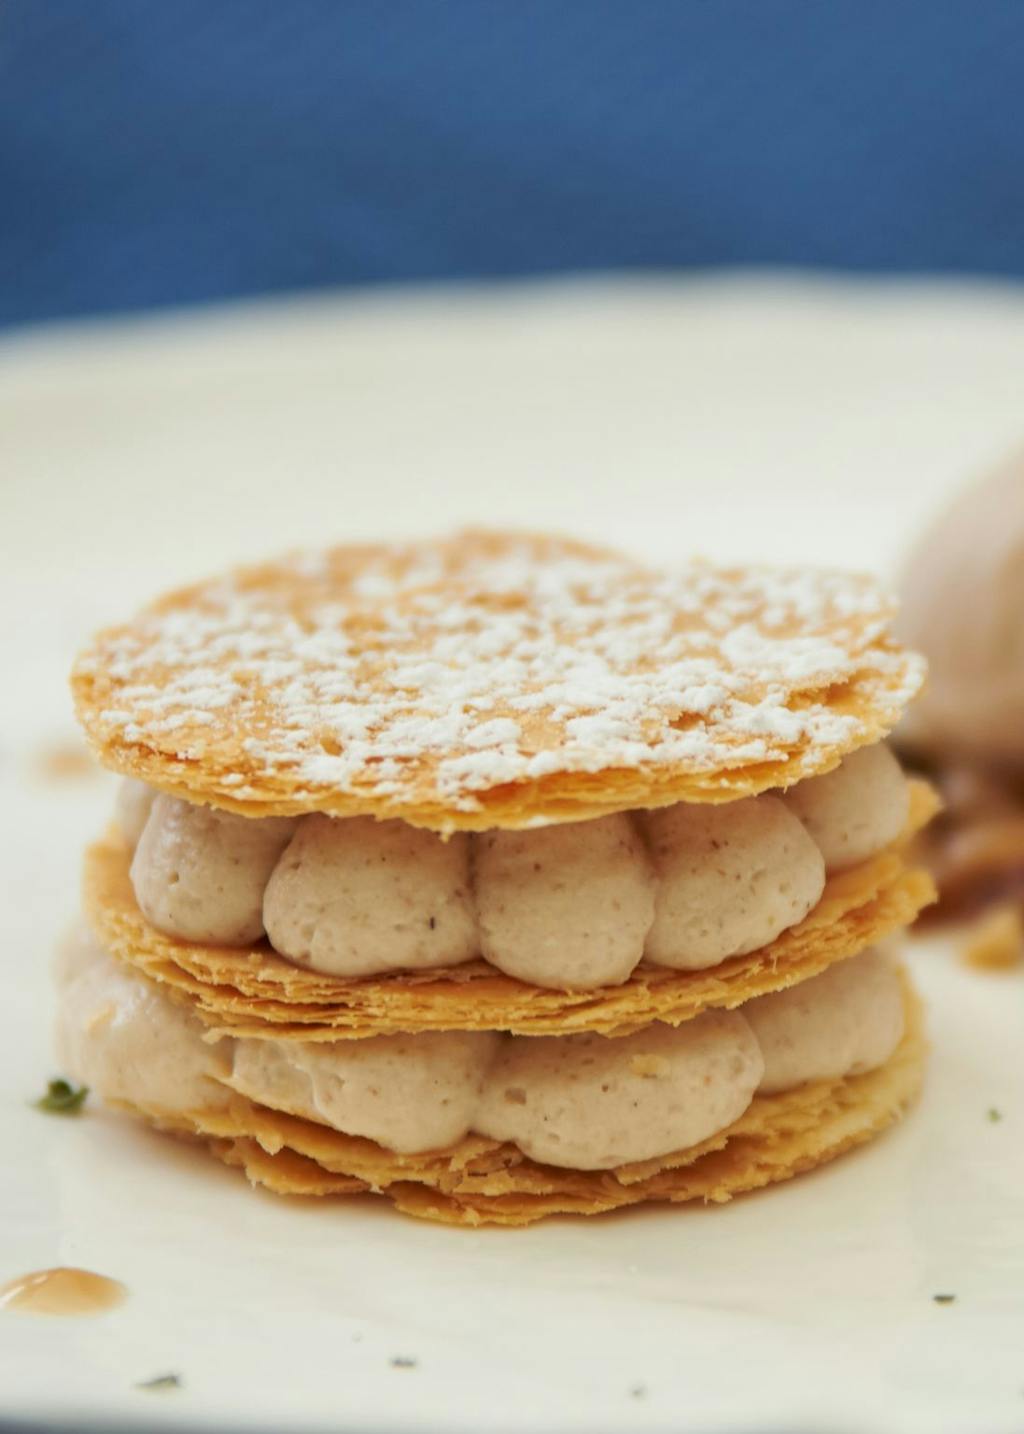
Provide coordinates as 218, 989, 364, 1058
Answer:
896, 448, 1024, 967
961, 906, 1023, 971
32, 737, 97, 782
135, 1374, 182, 1392
33, 1077, 89, 1114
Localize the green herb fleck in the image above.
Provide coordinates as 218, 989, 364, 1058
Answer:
933, 1293, 956, 1305
136, 1373, 182, 1392
390, 1356, 418, 1369
988, 1107, 1003, 1123
33, 1078, 88, 1115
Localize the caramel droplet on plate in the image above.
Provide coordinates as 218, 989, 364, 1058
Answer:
0, 1267, 126, 1316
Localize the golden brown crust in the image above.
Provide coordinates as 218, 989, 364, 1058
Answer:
72, 531, 925, 830
121, 974, 926, 1226
82, 782, 938, 1039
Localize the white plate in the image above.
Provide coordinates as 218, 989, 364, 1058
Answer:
1, 276, 1022, 1433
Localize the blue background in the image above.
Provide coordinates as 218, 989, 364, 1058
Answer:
2, 1, 1023, 330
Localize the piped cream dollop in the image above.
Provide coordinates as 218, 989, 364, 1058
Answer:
474, 1010, 763, 1169
782, 745, 908, 872
115, 741, 905, 987
54, 925, 232, 1114
743, 946, 905, 1094
641, 795, 825, 970
263, 816, 478, 977
56, 928, 907, 1169
131, 795, 296, 946
230, 1030, 500, 1154
474, 814, 656, 989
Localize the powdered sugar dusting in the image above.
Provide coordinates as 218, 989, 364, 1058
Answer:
75, 532, 924, 815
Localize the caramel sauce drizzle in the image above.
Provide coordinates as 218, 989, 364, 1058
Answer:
0, 1267, 126, 1316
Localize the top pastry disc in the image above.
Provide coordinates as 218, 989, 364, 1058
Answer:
72, 531, 924, 830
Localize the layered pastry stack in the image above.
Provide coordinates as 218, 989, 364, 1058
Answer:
58, 533, 937, 1226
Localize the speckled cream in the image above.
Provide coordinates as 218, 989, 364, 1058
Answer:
782, 744, 908, 872
474, 814, 656, 989
263, 816, 478, 977
641, 795, 825, 970
131, 795, 296, 946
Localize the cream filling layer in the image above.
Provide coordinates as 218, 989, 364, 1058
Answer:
120, 743, 909, 990
56, 928, 906, 1170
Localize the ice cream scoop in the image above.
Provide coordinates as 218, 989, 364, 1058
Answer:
898, 449, 1024, 764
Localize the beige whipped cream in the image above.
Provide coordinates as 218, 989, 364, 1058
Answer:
54, 925, 232, 1114
473, 1011, 763, 1169
117, 741, 908, 989
474, 814, 656, 987
231, 1028, 500, 1153
263, 815, 478, 977
131, 795, 296, 946
743, 946, 905, 1094
640, 795, 825, 970
57, 930, 904, 1169
783, 744, 909, 872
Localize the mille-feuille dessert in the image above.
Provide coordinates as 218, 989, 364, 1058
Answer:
57, 531, 936, 1226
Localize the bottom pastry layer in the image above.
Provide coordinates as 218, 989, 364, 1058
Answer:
115, 972, 925, 1227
